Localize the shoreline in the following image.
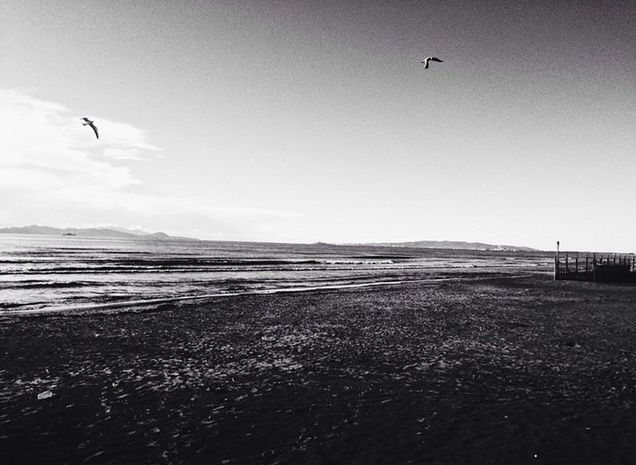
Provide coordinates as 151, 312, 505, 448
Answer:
1, 272, 541, 318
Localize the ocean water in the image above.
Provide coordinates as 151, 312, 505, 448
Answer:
0, 234, 551, 313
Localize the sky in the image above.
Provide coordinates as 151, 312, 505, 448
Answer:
1, 0, 634, 250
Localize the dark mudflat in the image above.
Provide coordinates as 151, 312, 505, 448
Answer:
1, 274, 635, 464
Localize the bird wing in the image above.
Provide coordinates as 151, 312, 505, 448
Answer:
89, 123, 99, 139
81, 117, 89, 122
430, 57, 443, 62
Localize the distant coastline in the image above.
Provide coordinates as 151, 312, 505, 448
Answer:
0, 225, 199, 242
362, 240, 537, 252
0, 225, 537, 251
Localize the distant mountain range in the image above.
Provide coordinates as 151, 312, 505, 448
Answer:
0, 225, 198, 241
1, 226, 536, 251
365, 240, 537, 252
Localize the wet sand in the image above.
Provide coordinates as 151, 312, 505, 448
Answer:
1, 274, 635, 464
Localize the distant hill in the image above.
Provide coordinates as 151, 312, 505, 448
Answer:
0, 225, 198, 241
366, 240, 537, 252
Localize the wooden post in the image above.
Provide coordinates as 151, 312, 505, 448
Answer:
575, 254, 579, 279
585, 254, 589, 279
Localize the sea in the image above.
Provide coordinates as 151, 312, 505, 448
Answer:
0, 234, 551, 314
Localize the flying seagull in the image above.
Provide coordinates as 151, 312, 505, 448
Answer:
81, 117, 99, 139
421, 57, 443, 69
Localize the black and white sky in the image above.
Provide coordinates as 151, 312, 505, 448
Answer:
1, 0, 634, 250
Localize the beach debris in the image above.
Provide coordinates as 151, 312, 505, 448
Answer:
421, 56, 443, 69
81, 117, 99, 139
37, 390, 54, 400
84, 451, 105, 461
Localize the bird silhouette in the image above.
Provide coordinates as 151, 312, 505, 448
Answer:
421, 57, 443, 69
81, 117, 99, 139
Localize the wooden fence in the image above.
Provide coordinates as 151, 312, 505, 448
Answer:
554, 252, 636, 283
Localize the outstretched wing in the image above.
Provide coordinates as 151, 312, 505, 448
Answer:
430, 57, 443, 62
89, 123, 99, 139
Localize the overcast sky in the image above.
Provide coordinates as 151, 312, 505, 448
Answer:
1, 0, 634, 250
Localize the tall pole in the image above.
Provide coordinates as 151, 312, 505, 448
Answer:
555, 240, 560, 280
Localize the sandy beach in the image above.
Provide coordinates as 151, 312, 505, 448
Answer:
1, 273, 635, 464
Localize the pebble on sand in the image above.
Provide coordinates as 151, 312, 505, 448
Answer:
37, 390, 54, 400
